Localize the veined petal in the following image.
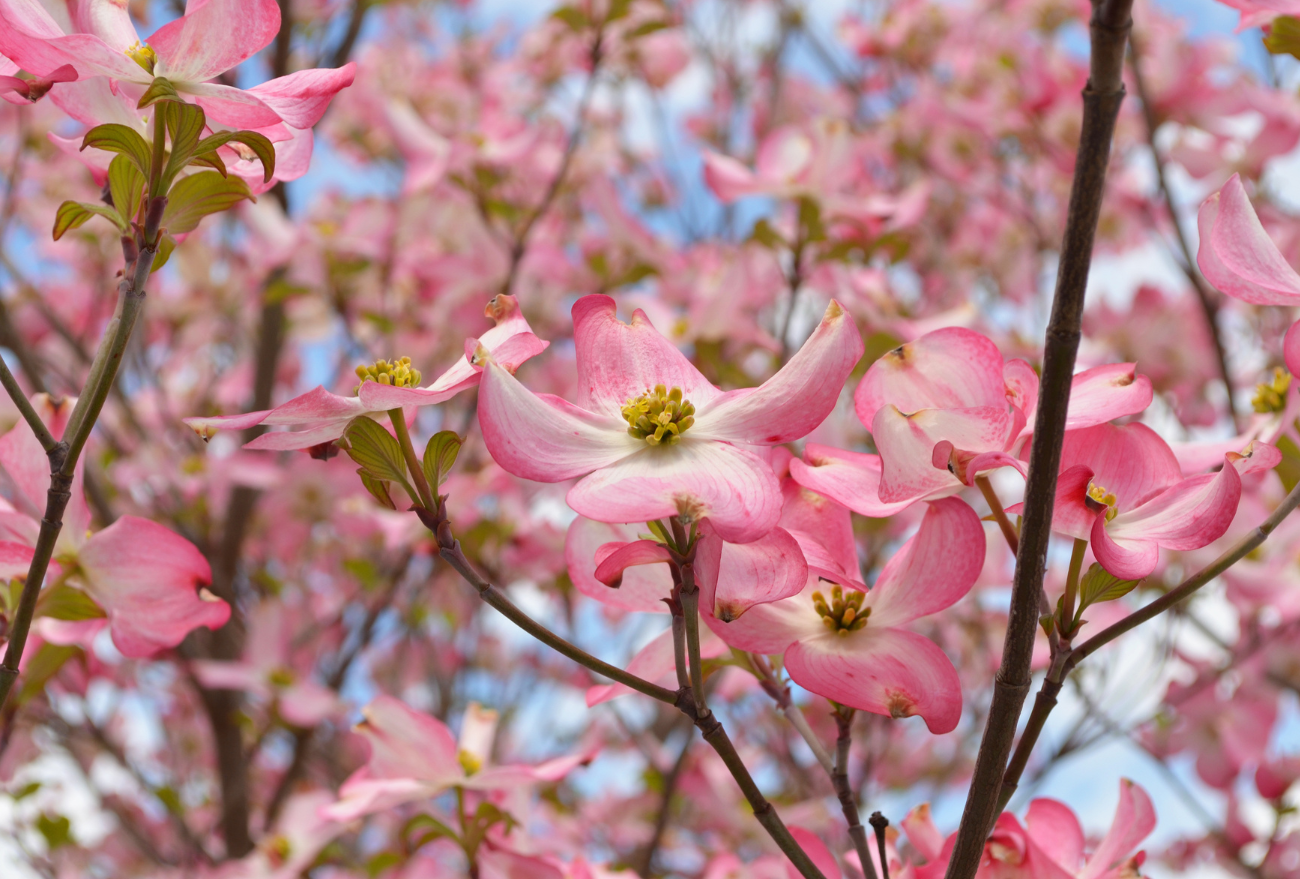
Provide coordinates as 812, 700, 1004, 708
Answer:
71, 0, 139, 53
182, 409, 274, 440
854, 327, 1006, 429
1078, 780, 1155, 879
779, 477, 861, 582
0, 540, 35, 579
571, 294, 720, 419
785, 627, 963, 734
478, 361, 638, 483
321, 770, 436, 822
1286, 319, 1300, 378
586, 624, 727, 706
77, 516, 229, 658
1108, 462, 1241, 551
1026, 799, 1085, 874
48, 76, 142, 129
1044, 464, 1099, 542
701, 582, 823, 655
1090, 518, 1160, 581
465, 750, 595, 792
867, 497, 983, 627
692, 300, 863, 444
353, 694, 462, 784
697, 521, 807, 621
0, 1, 144, 81
1063, 363, 1153, 430
565, 518, 669, 612
246, 62, 356, 129
593, 539, 673, 588
148, 0, 280, 82
244, 420, 357, 451
785, 828, 842, 879
701, 151, 760, 203
1198, 173, 1300, 306
1059, 423, 1183, 510
183, 81, 282, 129
566, 440, 782, 544
788, 444, 914, 518
873, 405, 1011, 504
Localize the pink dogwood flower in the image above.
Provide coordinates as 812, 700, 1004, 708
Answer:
322, 695, 593, 822
704, 495, 984, 734
1214, 1, 1300, 32
184, 294, 547, 451
0, 395, 229, 657
790, 327, 1152, 515
0, 0, 355, 130
1035, 423, 1278, 580
477, 294, 863, 543
0, 56, 74, 103
1197, 172, 1300, 377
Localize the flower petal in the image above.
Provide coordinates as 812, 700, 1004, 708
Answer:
867, 497, 983, 627
1198, 173, 1300, 306
692, 301, 862, 445
1077, 780, 1155, 879
873, 405, 1011, 504
147, 0, 280, 83
77, 516, 229, 658
1286, 319, 1300, 378
702, 150, 760, 202
566, 440, 782, 544
1090, 518, 1161, 581
181, 81, 282, 128
788, 444, 914, 518
1059, 423, 1183, 510
245, 62, 357, 129
593, 539, 673, 588
697, 520, 807, 621
785, 827, 842, 879
353, 694, 461, 784
571, 294, 720, 419
0, 540, 34, 579
778, 478, 861, 583
0, 0, 143, 81
565, 518, 669, 612
785, 627, 963, 734
1026, 799, 1085, 874
701, 583, 822, 655
854, 327, 1006, 429
1107, 461, 1241, 551
586, 624, 728, 706
322, 770, 435, 822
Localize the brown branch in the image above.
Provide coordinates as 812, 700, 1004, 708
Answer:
833, 710, 879, 879
941, 3, 1133, 876
633, 722, 693, 877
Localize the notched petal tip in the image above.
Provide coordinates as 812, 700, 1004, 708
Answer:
887, 690, 918, 719
484, 293, 520, 322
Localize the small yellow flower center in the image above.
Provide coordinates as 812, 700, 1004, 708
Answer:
267, 666, 296, 687
812, 584, 870, 636
1086, 482, 1118, 522
125, 43, 157, 75
1252, 367, 1291, 414
354, 356, 422, 392
263, 834, 292, 868
622, 385, 695, 446
457, 749, 483, 776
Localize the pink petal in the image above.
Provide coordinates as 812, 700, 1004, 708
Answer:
358, 328, 547, 410
901, 804, 945, 863
565, 518, 669, 612
465, 750, 594, 791
701, 581, 823, 655
701, 151, 760, 202
147, 0, 280, 82
477, 361, 638, 482
183, 409, 274, 440
1286, 319, 1300, 378
593, 539, 673, 588
78, 516, 229, 658
873, 405, 1012, 504
48, 75, 142, 128
244, 420, 357, 452
566, 440, 782, 544
788, 444, 914, 518
246, 62, 356, 129
0, 540, 34, 578
1197, 173, 1300, 305
1058, 423, 1183, 510
756, 128, 814, 183
785, 827, 842, 879
1090, 519, 1161, 582
353, 694, 461, 784
778, 478, 861, 582
1004, 358, 1039, 417
182, 81, 282, 128
866, 497, 983, 627
279, 683, 344, 727
1107, 462, 1241, 551
785, 627, 963, 734
1026, 799, 1085, 874
190, 660, 267, 695
1046, 464, 1099, 542
854, 327, 1006, 429
0, 1, 143, 81
586, 624, 727, 706
571, 294, 720, 419
1062, 363, 1153, 430
1078, 780, 1155, 879
692, 300, 863, 445
322, 770, 435, 822
697, 521, 807, 621
0, 411, 91, 555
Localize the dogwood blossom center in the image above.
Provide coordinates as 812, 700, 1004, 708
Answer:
812, 584, 870, 636
126, 43, 157, 75
1086, 482, 1119, 522
354, 357, 422, 391
1252, 367, 1290, 414
621, 384, 696, 446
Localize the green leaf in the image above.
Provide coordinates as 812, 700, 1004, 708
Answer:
551, 5, 589, 29
1274, 431, 1300, 492
11, 781, 41, 800
192, 130, 276, 182
107, 154, 146, 226
797, 196, 826, 242
626, 19, 670, 39
402, 813, 458, 849
35, 583, 105, 621
422, 430, 463, 490
606, 0, 633, 23
366, 851, 403, 878
36, 813, 72, 851
17, 644, 78, 706
748, 218, 785, 249
357, 469, 397, 510
151, 234, 177, 272
52, 200, 124, 240
189, 150, 228, 177
160, 100, 208, 191
1076, 563, 1142, 615
80, 123, 152, 178
137, 76, 180, 109
1265, 16, 1300, 59
345, 418, 416, 503
159, 171, 254, 234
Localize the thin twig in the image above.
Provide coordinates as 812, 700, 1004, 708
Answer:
834, 710, 879, 879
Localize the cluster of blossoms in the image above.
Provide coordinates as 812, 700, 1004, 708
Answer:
0, 1, 1297, 879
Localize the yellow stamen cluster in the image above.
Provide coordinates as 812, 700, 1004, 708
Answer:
1252, 368, 1291, 414
457, 749, 483, 776
1086, 482, 1118, 522
622, 385, 695, 446
354, 356, 422, 391
812, 584, 870, 636
126, 42, 157, 75
267, 666, 296, 687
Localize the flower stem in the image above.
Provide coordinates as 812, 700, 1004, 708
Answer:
1061, 537, 1087, 634
387, 407, 435, 509
975, 475, 1018, 554
834, 709, 879, 879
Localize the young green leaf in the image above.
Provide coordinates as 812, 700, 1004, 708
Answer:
107, 154, 146, 226
160, 101, 208, 191
192, 130, 276, 182
1076, 563, 1142, 617
81, 123, 153, 178
189, 150, 229, 177
151, 234, 177, 272
346, 417, 416, 503
34, 583, 106, 622
52, 200, 125, 240
422, 430, 463, 490
159, 171, 254, 234
357, 469, 398, 510
137, 76, 181, 109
